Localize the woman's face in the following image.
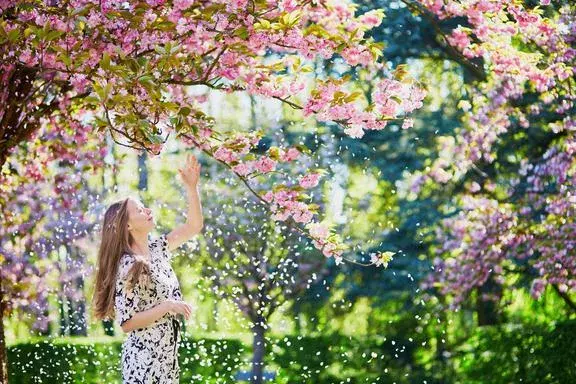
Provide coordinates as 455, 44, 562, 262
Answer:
126, 198, 155, 234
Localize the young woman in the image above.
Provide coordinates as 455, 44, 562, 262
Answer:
92, 153, 203, 384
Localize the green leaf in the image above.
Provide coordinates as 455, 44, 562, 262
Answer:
295, 144, 312, 155
71, 5, 91, 17
254, 19, 271, 30
45, 30, 64, 41
23, 27, 34, 38
155, 20, 176, 31
138, 75, 155, 86
149, 134, 164, 144
100, 52, 111, 71
233, 26, 249, 40
179, 106, 191, 116
344, 91, 362, 103
7, 28, 20, 42
58, 52, 72, 67
127, 58, 140, 72
83, 95, 100, 105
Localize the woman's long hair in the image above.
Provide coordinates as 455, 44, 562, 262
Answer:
92, 198, 150, 321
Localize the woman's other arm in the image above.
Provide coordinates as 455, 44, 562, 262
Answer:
121, 300, 192, 333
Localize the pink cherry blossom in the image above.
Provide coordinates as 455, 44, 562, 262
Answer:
299, 173, 321, 189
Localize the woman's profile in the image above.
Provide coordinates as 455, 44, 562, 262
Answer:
92, 153, 203, 384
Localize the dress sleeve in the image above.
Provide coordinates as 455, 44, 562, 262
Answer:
115, 256, 144, 327
150, 233, 173, 262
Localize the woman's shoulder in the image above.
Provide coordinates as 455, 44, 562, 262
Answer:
117, 253, 135, 278
149, 233, 169, 254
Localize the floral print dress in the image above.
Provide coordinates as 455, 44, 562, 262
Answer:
115, 234, 183, 384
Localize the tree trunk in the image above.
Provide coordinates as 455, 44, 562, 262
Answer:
102, 320, 115, 336
59, 294, 69, 336
59, 246, 70, 336
70, 247, 87, 336
0, 277, 8, 384
251, 320, 266, 384
476, 278, 501, 326
112, 138, 119, 190
69, 267, 87, 335
436, 295, 449, 380
138, 151, 148, 191
37, 307, 52, 337
0, 65, 38, 169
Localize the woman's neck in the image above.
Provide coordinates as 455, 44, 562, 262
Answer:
130, 231, 150, 260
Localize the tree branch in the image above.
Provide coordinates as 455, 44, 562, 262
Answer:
552, 284, 576, 313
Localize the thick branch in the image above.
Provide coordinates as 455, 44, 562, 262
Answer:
552, 284, 576, 313
400, 0, 486, 81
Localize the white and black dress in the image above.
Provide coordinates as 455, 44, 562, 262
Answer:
115, 234, 183, 384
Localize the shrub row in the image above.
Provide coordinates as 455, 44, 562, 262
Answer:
8, 321, 576, 383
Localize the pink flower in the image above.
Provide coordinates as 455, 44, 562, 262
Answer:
322, 242, 337, 258
271, 209, 291, 221
280, 0, 299, 12
377, 99, 400, 117
321, 242, 344, 263
344, 124, 365, 138
292, 208, 314, 223
299, 173, 321, 189
530, 279, 546, 299
401, 118, 414, 130
213, 147, 237, 163
341, 46, 373, 67
70, 74, 89, 93
217, 67, 240, 80
447, 28, 471, 51
274, 190, 297, 204
370, 251, 394, 268
232, 162, 252, 176
308, 222, 329, 240
358, 10, 384, 27
468, 182, 481, 193
173, 0, 193, 10
262, 191, 274, 203
281, 147, 300, 162
255, 156, 277, 173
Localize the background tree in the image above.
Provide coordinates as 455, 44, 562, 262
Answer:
197, 160, 329, 384
0, 116, 103, 381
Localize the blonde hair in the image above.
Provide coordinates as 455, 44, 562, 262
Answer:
91, 198, 150, 321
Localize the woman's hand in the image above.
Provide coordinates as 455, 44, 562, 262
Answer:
162, 299, 193, 320
178, 153, 201, 189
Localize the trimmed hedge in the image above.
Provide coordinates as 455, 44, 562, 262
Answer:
453, 320, 576, 384
271, 334, 425, 384
8, 322, 576, 383
8, 336, 245, 384
8, 333, 426, 384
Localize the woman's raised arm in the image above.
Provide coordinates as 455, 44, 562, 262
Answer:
166, 153, 204, 251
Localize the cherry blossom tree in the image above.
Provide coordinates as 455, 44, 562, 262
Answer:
0, 116, 103, 382
405, 0, 576, 319
1, 0, 425, 262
